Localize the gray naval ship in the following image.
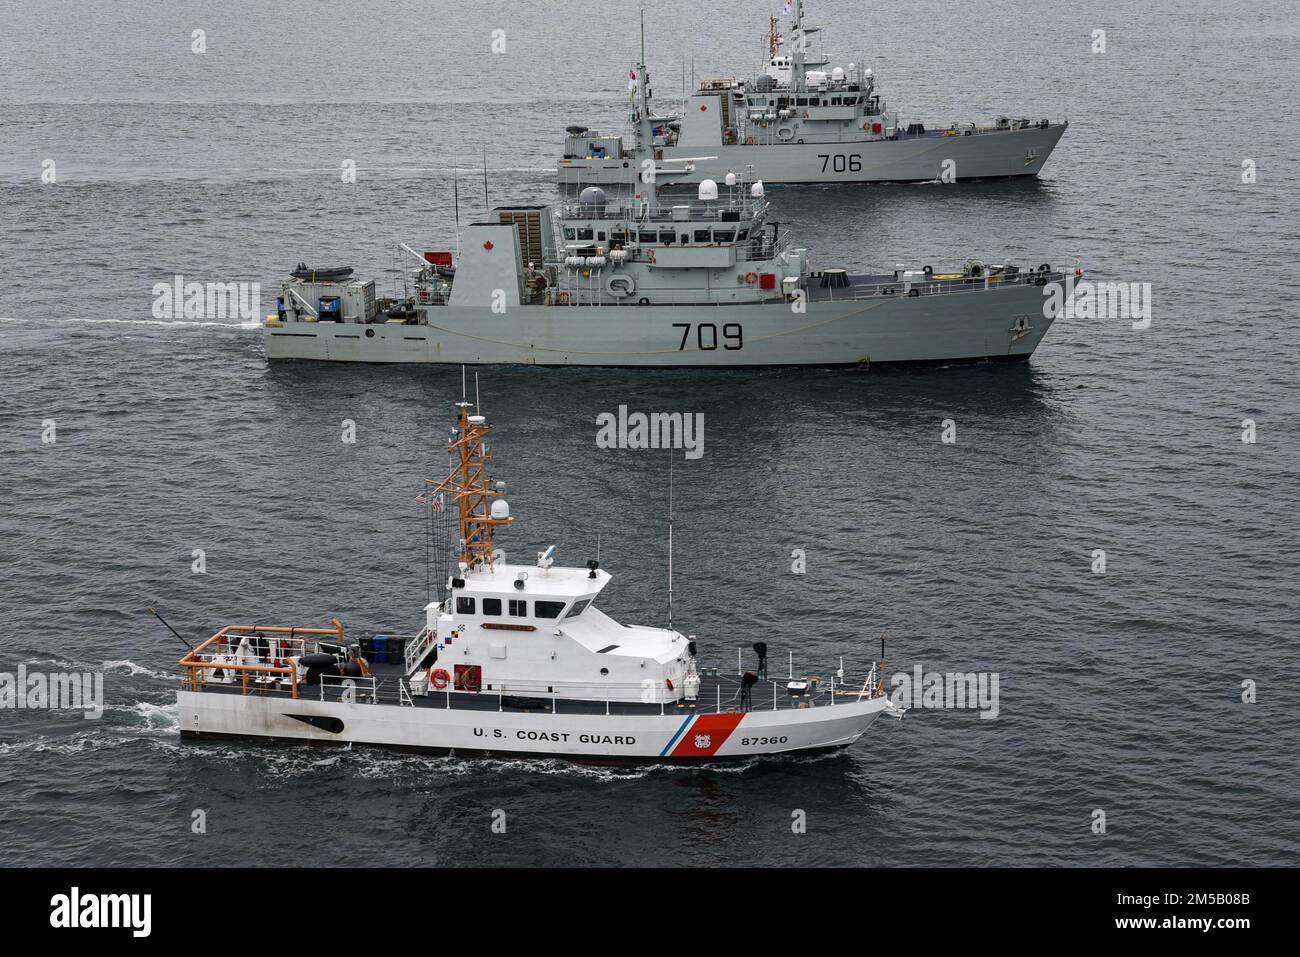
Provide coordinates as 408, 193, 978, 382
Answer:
558, 0, 1066, 187
265, 51, 1070, 367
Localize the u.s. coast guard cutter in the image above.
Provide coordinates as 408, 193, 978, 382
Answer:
558, 1, 1067, 186
176, 399, 902, 762
265, 43, 1070, 366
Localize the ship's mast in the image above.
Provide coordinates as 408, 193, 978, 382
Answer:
790, 0, 808, 94
632, 9, 659, 217
428, 401, 513, 572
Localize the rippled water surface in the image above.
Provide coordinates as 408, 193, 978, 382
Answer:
1, 0, 1297, 866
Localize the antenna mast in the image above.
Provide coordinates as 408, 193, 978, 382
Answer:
428, 399, 513, 572
453, 166, 462, 258
633, 8, 659, 217
667, 450, 674, 632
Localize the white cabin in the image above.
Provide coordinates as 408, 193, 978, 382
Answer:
418, 560, 690, 704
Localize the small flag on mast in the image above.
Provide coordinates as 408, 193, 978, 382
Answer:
416, 490, 445, 512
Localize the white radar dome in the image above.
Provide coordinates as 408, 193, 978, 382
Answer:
697, 178, 719, 201
751, 180, 765, 198
490, 499, 510, 520
724, 172, 738, 187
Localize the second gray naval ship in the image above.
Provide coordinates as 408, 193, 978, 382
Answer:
265, 46, 1071, 367
559, 1, 1067, 187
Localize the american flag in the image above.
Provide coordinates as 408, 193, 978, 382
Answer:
416, 491, 445, 512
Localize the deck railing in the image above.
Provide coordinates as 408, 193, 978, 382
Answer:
178, 620, 344, 699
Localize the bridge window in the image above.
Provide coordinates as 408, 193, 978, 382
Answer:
638, 231, 657, 243
658, 230, 675, 244
577, 228, 593, 240
565, 599, 592, 619
737, 229, 748, 240
714, 230, 734, 243
534, 600, 565, 619
483, 598, 502, 616
456, 597, 475, 614
694, 229, 711, 243
508, 599, 527, 617
563, 228, 575, 240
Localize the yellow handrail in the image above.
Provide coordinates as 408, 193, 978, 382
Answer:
179, 621, 343, 699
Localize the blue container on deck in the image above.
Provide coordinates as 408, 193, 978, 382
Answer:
317, 296, 342, 320
371, 634, 389, 664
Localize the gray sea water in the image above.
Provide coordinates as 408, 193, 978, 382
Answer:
1, 0, 1298, 867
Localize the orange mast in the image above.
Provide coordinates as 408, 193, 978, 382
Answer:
428, 402, 513, 571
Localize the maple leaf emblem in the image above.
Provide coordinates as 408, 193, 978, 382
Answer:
483, 241, 494, 251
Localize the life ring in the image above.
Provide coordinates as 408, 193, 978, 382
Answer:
430, 667, 450, 689
744, 271, 758, 285
863, 122, 871, 131
556, 291, 570, 304
744, 136, 755, 145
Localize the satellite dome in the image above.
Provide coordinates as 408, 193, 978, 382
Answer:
724, 172, 738, 187
698, 179, 719, 201
751, 180, 765, 198
832, 67, 845, 81
578, 186, 607, 208
490, 499, 510, 520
